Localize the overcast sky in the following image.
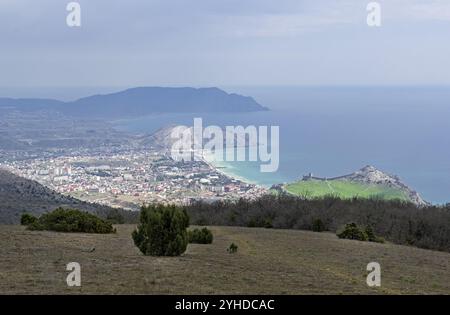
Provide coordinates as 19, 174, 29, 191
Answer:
1, 0, 450, 87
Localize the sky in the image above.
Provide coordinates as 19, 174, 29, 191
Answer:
1, 0, 450, 88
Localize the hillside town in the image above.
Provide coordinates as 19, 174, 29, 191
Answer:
1, 149, 268, 210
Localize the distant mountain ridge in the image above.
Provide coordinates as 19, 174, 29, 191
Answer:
0, 87, 268, 119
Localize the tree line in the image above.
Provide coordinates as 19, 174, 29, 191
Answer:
185, 194, 450, 252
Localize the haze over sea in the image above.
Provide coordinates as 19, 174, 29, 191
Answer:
113, 86, 450, 205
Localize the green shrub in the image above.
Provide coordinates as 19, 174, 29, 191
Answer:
337, 223, 368, 241
194, 217, 208, 226
227, 243, 238, 254
247, 217, 273, 228
247, 219, 258, 228
365, 226, 385, 243
312, 218, 326, 232
132, 204, 189, 256
105, 209, 125, 224
27, 208, 115, 234
263, 218, 274, 228
20, 213, 37, 226
188, 227, 213, 244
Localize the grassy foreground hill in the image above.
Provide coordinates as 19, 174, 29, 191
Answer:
1, 225, 449, 294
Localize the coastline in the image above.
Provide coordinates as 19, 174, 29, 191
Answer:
110, 114, 272, 188
199, 150, 260, 186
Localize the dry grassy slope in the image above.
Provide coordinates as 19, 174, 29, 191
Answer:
0, 225, 449, 294
0, 170, 132, 224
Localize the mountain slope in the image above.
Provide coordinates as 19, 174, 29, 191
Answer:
0, 169, 133, 224
279, 166, 428, 206
0, 87, 267, 119
140, 124, 251, 152
66, 87, 267, 117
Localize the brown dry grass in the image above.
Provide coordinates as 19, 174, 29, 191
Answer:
0, 225, 449, 294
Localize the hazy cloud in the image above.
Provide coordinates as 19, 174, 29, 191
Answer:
0, 0, 449, 87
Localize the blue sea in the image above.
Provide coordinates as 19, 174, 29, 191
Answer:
115, 86, 450, 205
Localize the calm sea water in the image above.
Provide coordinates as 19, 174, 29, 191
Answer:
116, 86, 450, 205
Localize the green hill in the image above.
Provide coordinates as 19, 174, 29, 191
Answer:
284, 179, 411, 201
275, 166, 427, 206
